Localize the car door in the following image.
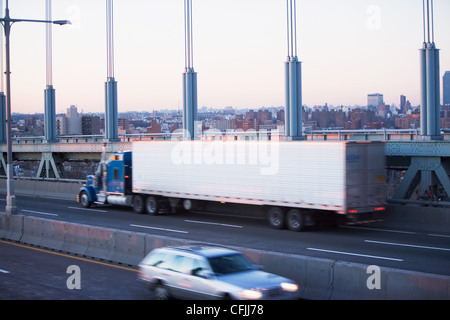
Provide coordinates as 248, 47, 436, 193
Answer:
166, 254, 194, 299
150, 252, 184, 297
180, 257, 222, 300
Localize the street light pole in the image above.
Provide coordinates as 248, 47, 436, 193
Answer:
3, 2, 15, 214
0, 0, 70, 214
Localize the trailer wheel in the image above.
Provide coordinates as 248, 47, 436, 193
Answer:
132, 195, 145, 214
146, 196, 159, 215
182, 199, 193, 211
286, 209, 305, 231
267, 207, 286, 229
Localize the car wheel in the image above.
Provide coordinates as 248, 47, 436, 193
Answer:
153, 282, 170, 300
222, 293, 233, 300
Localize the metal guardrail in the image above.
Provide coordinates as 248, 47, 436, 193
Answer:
7, 129, 450, 145
11, 133, 169, 144
305, 129, 450, 141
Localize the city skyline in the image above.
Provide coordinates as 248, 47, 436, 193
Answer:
3, 0, 450, 114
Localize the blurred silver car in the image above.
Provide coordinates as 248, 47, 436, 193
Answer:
137, 245, 300, 300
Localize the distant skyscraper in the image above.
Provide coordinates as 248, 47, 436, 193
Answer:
444, 71, 450, 107
400, 95, 406, 112
82, 115, 101, 135
66, 105, 82, 135
368, 93, 384, 108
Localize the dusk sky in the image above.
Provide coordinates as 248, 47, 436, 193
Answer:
3, 0, 450, 114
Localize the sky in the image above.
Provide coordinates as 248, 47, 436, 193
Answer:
2, 0, 450, 114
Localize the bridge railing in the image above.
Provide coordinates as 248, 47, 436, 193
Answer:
305, 128, 450, 141
10, 133, 169, 145
7, 128, 450, 145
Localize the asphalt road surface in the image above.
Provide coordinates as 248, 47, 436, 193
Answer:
2, 194, 449, 278
0, 239, 149, 300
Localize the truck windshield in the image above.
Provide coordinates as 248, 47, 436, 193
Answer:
207, 253, 257, 276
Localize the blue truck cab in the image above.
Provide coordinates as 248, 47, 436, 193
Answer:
78, 151, 132, 208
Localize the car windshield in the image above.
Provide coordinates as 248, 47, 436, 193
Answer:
207, 253, 257, 276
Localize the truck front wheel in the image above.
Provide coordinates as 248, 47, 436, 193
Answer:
267, 207, 286, 229
80, 191, 91, 208
132, 195, 145, 214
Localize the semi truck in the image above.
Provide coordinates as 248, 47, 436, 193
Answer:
77, 139, 387, 231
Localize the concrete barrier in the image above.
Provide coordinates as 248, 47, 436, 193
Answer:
0, 178, 82, 201
382, 267, 450, 300
330, 261, 382, 299
0, 213, 10, 240
243, 249, 334, 300
382, 204, 450, 234
0, 212, 448, 300
298, 257, 334, 300
85, 227, 115, 261
40, 219, 66, 251
111, 230, 147, 266
21, 216, 44, 246
0, 213, 23, 241
144, 234, 189, 254
61, 223, 89, 256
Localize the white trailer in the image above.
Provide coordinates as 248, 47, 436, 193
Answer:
130, 139, 386, 231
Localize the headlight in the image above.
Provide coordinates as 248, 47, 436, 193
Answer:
239, 289, 263, 300
281, 282, 298, 292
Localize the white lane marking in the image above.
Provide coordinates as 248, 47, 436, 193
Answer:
184, 219, 243, 229
21, 209, 58, 217
68, 206, 108, 213
307, 247, 403, 262
341, 225, 416, 235
0, 269, 10, 274
365, 240, 450, 252
130, 224, 189, 234
427, 233, 450, 239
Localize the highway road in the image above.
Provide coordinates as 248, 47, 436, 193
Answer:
0, 239, 149, 300
0, 241, 305, 315
2, 194, 450, 278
